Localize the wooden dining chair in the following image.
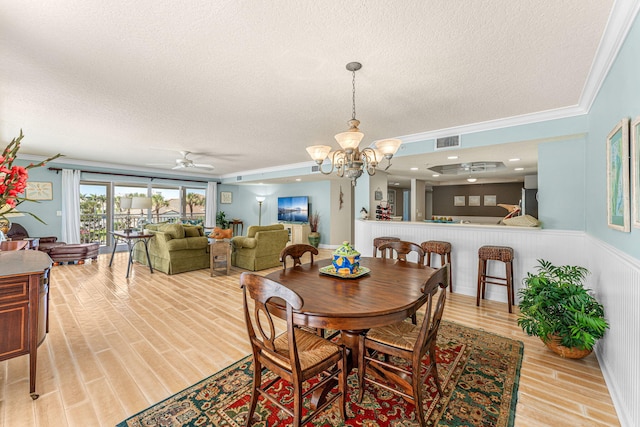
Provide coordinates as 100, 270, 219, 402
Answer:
279, 244, 318, 270
378, 240, 426, 324
357, 264, 449, 427
241, 273, 347, 427
278, 243, 327, 337
378, 240, 425, 264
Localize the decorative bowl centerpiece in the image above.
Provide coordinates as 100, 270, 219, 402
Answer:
332, 241, 361, 276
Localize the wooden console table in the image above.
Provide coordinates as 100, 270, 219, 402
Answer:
0, 250, 52, 399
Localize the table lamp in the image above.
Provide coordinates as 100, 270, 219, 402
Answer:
131, 197, 152, 230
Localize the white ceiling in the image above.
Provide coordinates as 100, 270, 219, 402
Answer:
0, 1, 626, 186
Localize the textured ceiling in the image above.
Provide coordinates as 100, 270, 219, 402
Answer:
0, 1, 619, 185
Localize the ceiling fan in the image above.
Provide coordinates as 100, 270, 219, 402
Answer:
147, 151, 215, 170
172, 151, 214, 170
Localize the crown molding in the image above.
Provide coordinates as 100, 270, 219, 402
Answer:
218, 160, 318, 181
386, 0, 640, 146
579, 0, 640, 112
397, 105, 587, 144
19, 154, 220, 181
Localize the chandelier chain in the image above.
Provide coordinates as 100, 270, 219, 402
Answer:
304, 61, 401, 186
351, 69, 357, 121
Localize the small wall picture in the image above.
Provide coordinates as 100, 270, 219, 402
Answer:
454, 195, 465, 206
631, 116, 640, 228
468, 195, 480, 206
220, 191, 233, 204
26, 181, 53, 200
374, 189, 383, 200
388, 189, 395, 204
484, 195, 497, 206
607, 118, 630, 231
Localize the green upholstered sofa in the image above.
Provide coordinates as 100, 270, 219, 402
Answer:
132, 223, 209, 274
231, 224, 289, 271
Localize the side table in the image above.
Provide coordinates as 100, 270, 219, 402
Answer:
109, 231, 154, 278
210, 239, 231, 276
231, 219, 243, 236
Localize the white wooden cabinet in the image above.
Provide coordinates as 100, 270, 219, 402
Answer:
282, 223, 310, 245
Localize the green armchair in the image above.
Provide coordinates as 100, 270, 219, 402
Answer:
231, 224, 289, 271
133, 223, 210, 274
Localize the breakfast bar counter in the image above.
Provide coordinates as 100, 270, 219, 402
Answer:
354, 219, 585, 305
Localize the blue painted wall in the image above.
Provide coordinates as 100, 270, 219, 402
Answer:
217, 180, 331, 243
585, 13, 640, 259
11, 163, 63, 239
538, 136, 586, 230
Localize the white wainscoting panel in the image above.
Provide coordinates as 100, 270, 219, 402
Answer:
355, 220, 585, 301
586, 236, 640, 427
356, 220, 639, 427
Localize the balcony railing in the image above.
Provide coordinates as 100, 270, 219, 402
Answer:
80, 213, 206, 245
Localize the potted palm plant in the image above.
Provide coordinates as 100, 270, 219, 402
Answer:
216, 211, 230, 229
517, 259, 609, 358
307, 211, 320, 248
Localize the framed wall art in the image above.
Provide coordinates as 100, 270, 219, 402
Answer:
26, 181, 53, 200
220, 191, 233, 204
606, 118, 630, 232
631, 116, 640, 228
468, 195, 480, 206
484, 195, 496, 206
454, 195, 465, 206
374, 188, 383, 201
388, 189, 396, 204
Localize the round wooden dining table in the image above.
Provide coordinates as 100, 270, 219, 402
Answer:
264, 257, 437, 365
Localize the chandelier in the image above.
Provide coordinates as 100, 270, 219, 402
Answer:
306, 62, 402, 186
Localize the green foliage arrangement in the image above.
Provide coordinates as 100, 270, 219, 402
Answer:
518, 259, 609, 351
216, 211, 229, 229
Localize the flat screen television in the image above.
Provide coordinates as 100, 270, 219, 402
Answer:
277, 196, 309, 223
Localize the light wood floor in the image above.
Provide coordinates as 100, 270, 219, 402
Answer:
0, 250, 619, 427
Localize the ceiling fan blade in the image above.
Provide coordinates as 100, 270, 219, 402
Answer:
172, 164, 186, 170
193, 163, 215, 169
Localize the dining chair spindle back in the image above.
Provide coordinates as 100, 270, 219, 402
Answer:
357, 264, 449, 427
241, 272, 347, 427
279, 244, 318, 270
378, 240, 425, 264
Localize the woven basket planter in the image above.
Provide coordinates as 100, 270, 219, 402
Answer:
544, 335, 592, 359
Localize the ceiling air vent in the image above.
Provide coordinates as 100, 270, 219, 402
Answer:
236, 176, 242, 181
436, 135, 460, 150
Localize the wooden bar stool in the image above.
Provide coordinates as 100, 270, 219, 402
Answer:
421, 240, 453, 292
476, 245, 515, 313
372, 236, 400, 258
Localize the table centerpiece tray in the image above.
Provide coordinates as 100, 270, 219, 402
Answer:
319, 265, 370, 279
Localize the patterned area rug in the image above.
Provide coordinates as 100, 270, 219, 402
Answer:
117, 321, 523, 427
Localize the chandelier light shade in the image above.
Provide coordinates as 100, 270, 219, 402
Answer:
376, 139, 403, 157
306, 62, 401, 186
306, 145, 332, 162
